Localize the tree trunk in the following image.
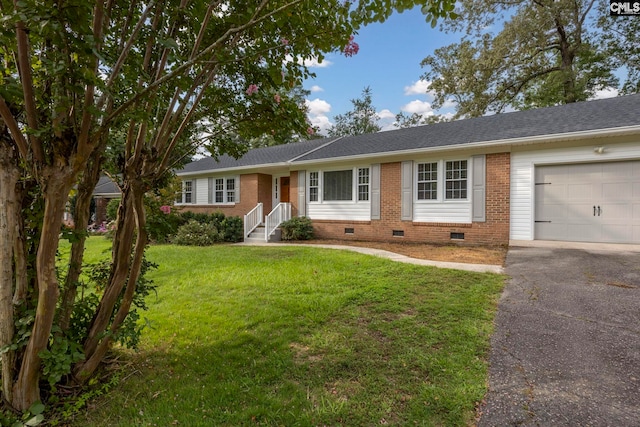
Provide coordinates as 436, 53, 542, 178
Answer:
11, 166, 75, 411
59, 160, 103, 333
75, 181, 148, 380
0, 142, 20, 406
75, 182, 139, 381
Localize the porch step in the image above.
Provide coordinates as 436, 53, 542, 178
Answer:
245, 225, 282, 243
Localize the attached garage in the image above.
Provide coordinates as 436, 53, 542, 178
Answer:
534, 161, 640, 243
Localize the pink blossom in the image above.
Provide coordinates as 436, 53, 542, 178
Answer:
274, 94, 281, 104
280, 37, 289, 46
160, 205, 171, 214
307, 127, 315, 135
246, 84, 259, 96
343, 35, 359, 57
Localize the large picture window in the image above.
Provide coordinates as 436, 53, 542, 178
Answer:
323, 170, 353, 201
308, 167, 370, 203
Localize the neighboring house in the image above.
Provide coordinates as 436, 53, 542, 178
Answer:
176, 94, 640, 245
93, 175, 121, 224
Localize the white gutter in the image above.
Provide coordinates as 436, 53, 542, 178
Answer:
176, 161, 292, 177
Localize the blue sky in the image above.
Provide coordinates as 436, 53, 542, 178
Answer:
302, 6, 619, 135
303, 7, 462, 135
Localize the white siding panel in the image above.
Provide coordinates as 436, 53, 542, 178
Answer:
308, 202, 371, 221
195, 178, 209, 205
414, 202, 471, 223
510, 141, 640, 241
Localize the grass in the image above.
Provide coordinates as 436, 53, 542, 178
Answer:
70, 237, 505, 426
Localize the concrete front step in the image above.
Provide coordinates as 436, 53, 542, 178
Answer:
245, 226, 282, 243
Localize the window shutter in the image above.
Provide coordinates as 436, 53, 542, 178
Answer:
297, 170, 306, 217
192, 179, 197, 204
401, 161, 413, 221
370, 164, 381, 220
472, 155, 486, 222
207, 178, 213, 204
234, 175, 240, 203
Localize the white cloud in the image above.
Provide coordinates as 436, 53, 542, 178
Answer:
590, 87, 619, 100
401, 99, 434, 116
377, 109, 396, 131
305, 98, 331, 116
310, 85, 324, 92
404, 80, 434, 96
377, 109, 396, 120
285, 55, 333, 69
304, 57, 333, 68
305, 98, 333, 135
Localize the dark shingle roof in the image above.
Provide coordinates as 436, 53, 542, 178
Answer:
177, 94, 640, 173
178, 137, 337, 174
93, 175, 120, 196
294, 93, 640, 162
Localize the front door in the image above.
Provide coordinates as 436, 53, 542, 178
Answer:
280, 177, 290, 203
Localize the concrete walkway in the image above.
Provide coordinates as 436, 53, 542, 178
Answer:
236, 241, 504, 274
478, 244, 640, 426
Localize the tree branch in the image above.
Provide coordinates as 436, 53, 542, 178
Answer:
13, 7, 44, 163
0, 97, 29, 160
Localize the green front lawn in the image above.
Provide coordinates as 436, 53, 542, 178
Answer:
72, 238, 505, 426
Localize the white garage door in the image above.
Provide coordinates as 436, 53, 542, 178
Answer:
535, 161, 640, 243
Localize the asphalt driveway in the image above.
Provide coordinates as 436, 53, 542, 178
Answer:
478, 245, 640, 426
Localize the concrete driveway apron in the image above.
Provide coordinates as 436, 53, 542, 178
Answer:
478, 245, 640, 426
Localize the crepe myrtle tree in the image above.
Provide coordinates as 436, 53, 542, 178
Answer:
0, 0, 456, 412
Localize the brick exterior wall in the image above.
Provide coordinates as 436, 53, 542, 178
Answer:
309, 153, 511, 246
180, 173, 272, 217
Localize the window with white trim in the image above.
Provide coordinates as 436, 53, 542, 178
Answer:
309, 172, 319, 202
308, 167, 371, 203
183, 180, 193, 203
209, 176, 238, 204
323, 170, 353, 201
417, 162, 438, 200
226, 178, 235, 202
358, 168, 369, 201
445, 160, 468, 199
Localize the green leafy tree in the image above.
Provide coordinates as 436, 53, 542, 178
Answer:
598, 6, 640, 94
0, 0, 457, 413
421, 0, 621, 118
394, 111, 448, 128
328, 86, 382, 136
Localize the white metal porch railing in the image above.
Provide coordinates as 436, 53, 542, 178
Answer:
264, 203, 291, 242
244, 203, 263, 239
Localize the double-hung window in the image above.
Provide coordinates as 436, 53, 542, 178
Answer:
309, 172, 319, 202
416, 159, 468, 201
445, 160, 467, 200
182, 180, 193, 204
417, 162, 438, 200
209, 176, 238, 204
357, 168, 369, 201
